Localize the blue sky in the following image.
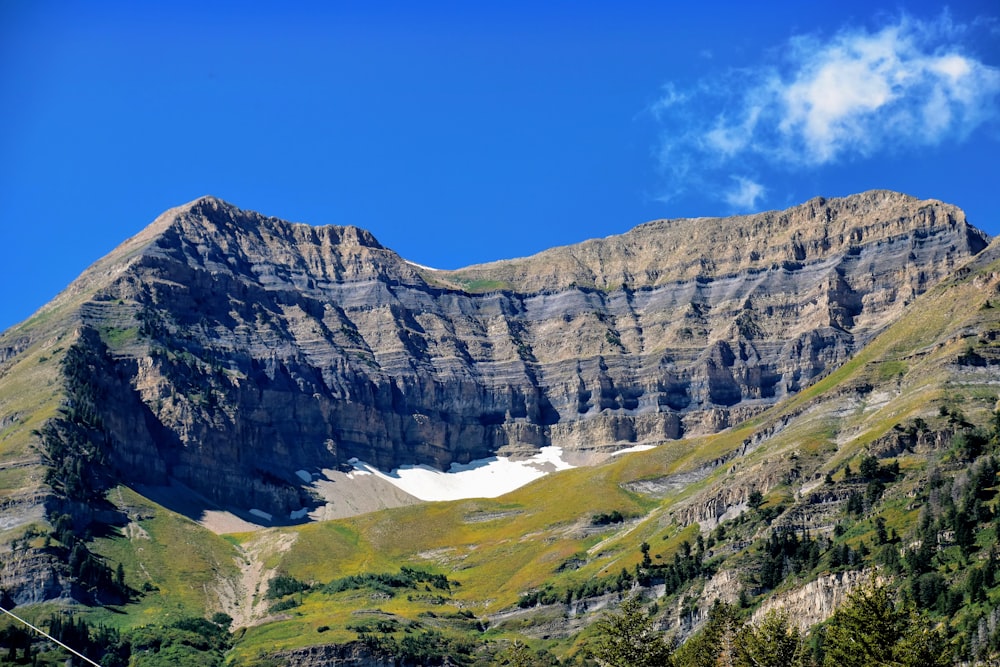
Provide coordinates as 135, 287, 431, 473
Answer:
2, 1, 998, 332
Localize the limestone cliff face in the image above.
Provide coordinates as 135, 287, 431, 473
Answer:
749, 569, 877, 631
61, 191, 987, 515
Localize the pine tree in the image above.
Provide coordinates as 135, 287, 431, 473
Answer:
492, 640, 534, 666
673, 600, 740, 667
116, 562, 127, 592
822, 577, 951, 667
736, 610, 803, 667
590, 594, 674, 667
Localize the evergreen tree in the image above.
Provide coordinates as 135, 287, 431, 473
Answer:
874, 517, 888, 545
822, 578, 951, 667
589, 594, 674, 667
673, 600, 740, 667
859, 455, 880, 480
735, 609, 803, 667
492, 640, 537, 667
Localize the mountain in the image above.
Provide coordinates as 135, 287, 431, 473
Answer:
1, 190, 999, 665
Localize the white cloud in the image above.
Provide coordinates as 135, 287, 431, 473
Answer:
650, 82, 688, 120
724, 176, 766, 209
653, 12, 1000, 208
776, 17, 999, 163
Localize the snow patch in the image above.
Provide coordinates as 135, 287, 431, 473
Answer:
295, 469, 312, 483
249, 508, 272, 521
611, 444, 656, 456
289, 507, 309, 520
345, 457, 372, 477
405, 260, 440, 271
348, 446, 575, 501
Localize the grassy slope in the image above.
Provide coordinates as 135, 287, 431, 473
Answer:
222, 246, 1000, 658
4, 242, 999, 660
89, 486, 242, 628
0, 213, 164, 477
0, 303, 78, 541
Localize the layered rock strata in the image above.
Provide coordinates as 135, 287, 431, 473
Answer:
47, 191, 987, 515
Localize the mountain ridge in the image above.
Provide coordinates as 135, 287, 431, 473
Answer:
3, 190, 1000, 664
0, 190, 989, 523
33, 188, 985, 317
436, 189, 985, 291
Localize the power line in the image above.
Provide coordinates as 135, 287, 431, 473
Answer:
0, 604, 102, 667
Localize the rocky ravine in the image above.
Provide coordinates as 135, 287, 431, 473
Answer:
23, 190, 988, 518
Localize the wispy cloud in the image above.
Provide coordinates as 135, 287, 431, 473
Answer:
654, 11, 1000, 210
724, 176, 766, 209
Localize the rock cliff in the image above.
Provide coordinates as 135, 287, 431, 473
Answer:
34, 191, 988, 516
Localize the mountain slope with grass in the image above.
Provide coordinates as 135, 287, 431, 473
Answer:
209, 236, 1000, 664
1, 193, 999, 665
0, 191, 987, 523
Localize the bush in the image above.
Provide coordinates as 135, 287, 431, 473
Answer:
268, 598, 300, 613
591, 510, 626, 525
324, 567, 454, 597
266, 574, 310, 599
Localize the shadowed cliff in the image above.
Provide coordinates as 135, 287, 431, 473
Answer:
1, 191, 989, 521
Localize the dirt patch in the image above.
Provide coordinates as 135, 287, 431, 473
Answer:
214, 530, 299, 630
462, 509, 524, 524
123, 521, 150, 541
309, 469, 422, 521
199, 510, 264, 535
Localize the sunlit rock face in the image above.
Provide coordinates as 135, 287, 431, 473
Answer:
59, 190, 987, 514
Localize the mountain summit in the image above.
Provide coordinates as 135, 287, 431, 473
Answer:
0, 191, 988, 524
2, 190, 1000, 662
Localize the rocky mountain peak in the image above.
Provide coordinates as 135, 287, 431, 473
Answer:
4, 187, 1000, 662
439, 190, 985, 293
155, 195, 386, 253
9, 190, 990, 522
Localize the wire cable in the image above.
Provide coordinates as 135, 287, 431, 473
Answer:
0, 604, 102, 667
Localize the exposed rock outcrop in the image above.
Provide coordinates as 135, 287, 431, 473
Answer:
268, 642, 400, 667
751, 569, 877, 630
30, 191, 988, 516
0, 545, 72, 605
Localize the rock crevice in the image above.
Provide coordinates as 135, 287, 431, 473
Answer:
56, 191, 988, 514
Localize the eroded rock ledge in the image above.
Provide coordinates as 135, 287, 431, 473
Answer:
57, 191, 987, 514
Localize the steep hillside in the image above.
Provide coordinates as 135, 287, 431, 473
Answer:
1, 191, 987, 522
210, 238, 1000, 663
1, 192, 998, 665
